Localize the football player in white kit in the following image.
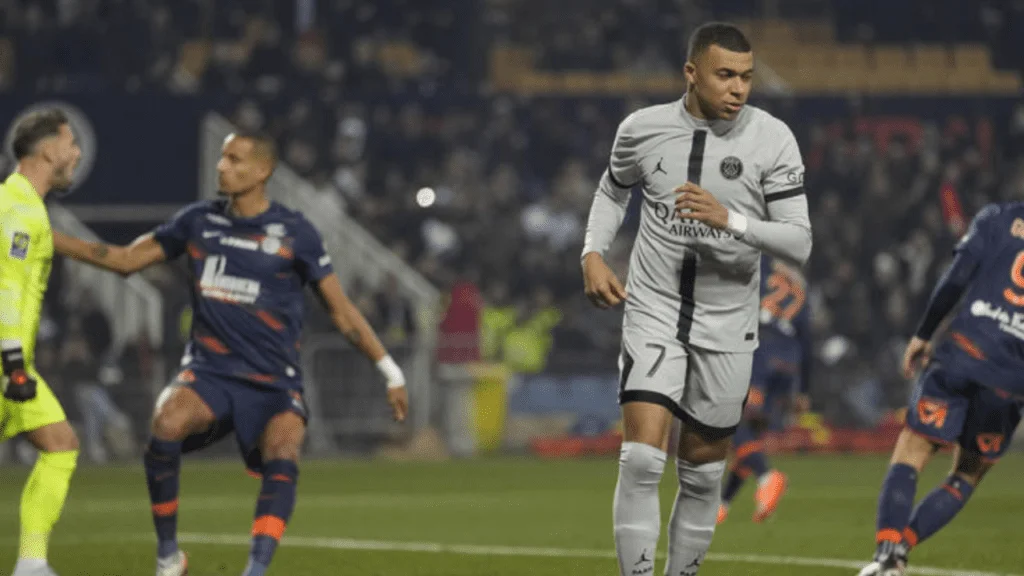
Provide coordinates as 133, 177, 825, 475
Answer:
581, 22, 812, 575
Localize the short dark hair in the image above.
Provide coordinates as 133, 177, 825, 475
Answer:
11, 108, 69, 160
687, 22, 752, 62
233, 129, 278, 170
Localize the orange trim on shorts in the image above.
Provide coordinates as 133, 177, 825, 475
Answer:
902, 527, 919, 548
904, 426, 951, 447
152, 499, 179, 517
269, 474, 294, 483
252, 515, 287, 540
876, 529, 903, 544
735, 441, 763, 461
247, 470, 263, 480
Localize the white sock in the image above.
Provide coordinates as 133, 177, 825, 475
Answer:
664, 459, 726, 575
15, 558, 47, 572
613, 442, 667, 576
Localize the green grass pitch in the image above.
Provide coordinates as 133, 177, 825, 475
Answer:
0, 455, 1021, 575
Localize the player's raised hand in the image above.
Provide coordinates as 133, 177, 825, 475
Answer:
902, 336, 933, 379
583, 252, 627, 309
675, 183, 730, 230
387, 385, 408, 422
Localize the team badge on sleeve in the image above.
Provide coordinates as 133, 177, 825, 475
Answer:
9, 231, 30, 260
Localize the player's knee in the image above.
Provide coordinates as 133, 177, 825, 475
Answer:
677, 458, 726, 501
262, 438, 301, 462
618, 441, 667, 486
151, 407, 196, 441
677, 426, 731, 464
27, 421, 80, 453
891, 428, 939, 471
953, 450, 992, 486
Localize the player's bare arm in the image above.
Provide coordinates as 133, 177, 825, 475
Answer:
902, 337, 933, 379
53, 230, 166, 276
315, 273, 408, 422
582, 252, 627, 309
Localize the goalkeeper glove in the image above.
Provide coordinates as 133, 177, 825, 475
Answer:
2, 347, 36, 402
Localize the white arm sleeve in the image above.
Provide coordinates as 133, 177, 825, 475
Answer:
728, 120, 812, 265
581, 116, 640, 261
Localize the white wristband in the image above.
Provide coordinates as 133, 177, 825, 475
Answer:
727, 210, 748, 238
376, 355, 406, 389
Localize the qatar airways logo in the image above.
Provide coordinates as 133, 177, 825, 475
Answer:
199, 255, 260, 304
649, 201, 733, 240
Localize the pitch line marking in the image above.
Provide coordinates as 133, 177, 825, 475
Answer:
174, 532, 1021, 576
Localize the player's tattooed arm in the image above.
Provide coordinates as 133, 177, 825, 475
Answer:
315, 273, 387, 361
53, 231, 167, 276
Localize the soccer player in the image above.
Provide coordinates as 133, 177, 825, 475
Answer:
581, 23, 812, 575
857, 202, 1024, 576
53, 131, 409, 576
1, 108, 82, 576
718, 255, 811, 525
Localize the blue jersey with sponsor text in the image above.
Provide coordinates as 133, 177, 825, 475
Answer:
153, 200, 333, 390
938, 202, 1024, 396
756, 255, 810, 375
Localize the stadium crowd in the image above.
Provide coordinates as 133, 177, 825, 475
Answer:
3, 0, 1024, 449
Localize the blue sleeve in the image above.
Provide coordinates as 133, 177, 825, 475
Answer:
913, 205, 999, 340
294, 218, 334, 285
152, 204, 201, 261
914, 251, 980, 340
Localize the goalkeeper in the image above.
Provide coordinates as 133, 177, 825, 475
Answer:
1, 108, 82, 576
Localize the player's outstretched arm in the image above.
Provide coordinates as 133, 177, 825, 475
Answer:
904, 205, 995, 377
315, 273, 408, 422
53, 231, 167, 276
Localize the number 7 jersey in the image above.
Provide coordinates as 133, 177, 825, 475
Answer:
153, 200, 334, 390
940, 202, 1024, 396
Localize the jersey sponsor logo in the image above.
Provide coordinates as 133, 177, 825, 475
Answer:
651, 202, 734, 239
265, 223, 287, 237
970, 299, 1024, 341
319, 254, 331, 267
916, 397, 948, 429
786, 169, 805, 185
220, 236, 259, 251
199, 255, 261, 304
976, 433, 1004, 454
719, 156, 743, 180
9, 231, 29, 260
202, 230, 222, 239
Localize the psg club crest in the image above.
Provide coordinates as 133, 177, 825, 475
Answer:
720, 156, 743, 180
